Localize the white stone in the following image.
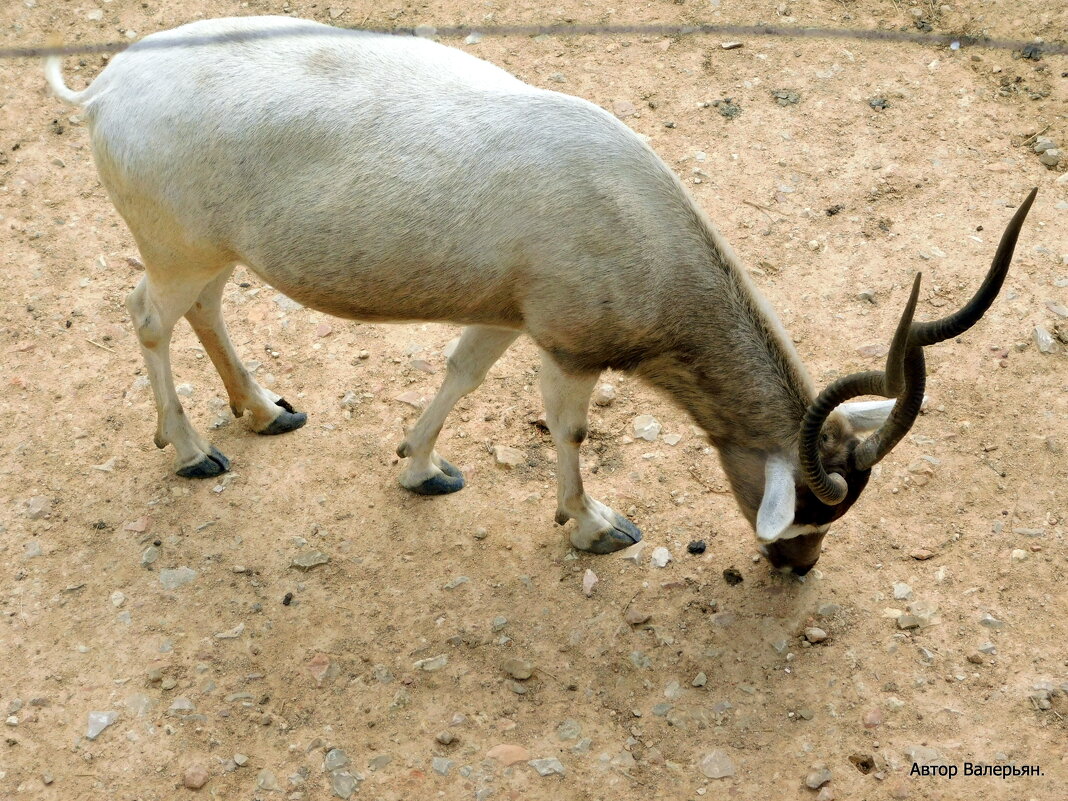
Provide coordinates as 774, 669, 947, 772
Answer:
651, 546, 672, 568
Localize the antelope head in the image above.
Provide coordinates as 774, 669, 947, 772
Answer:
757, 188, 1037, 575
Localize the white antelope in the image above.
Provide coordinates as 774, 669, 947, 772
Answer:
45, 16, 1035, 573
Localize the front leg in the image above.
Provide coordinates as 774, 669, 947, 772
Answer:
538, 353, 642, 553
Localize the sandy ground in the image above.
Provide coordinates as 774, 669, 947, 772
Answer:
1, 1, 1066, 799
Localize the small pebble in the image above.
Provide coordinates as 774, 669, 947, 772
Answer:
290, 551, 329, 570
234, 754, 249, 766
86, 710, 118, 740
692, 672, 707, 687
582, 569, 598, 597
625, 607, 651, 626
699, 749, 736, 779
687, 540, 707, 554
651, 546, 672, 568
492, 444, 525, 467
892, 582, 913, 600
804, 627, 828, 644
435, 730, 455, 745
633, 414, 662, 441
805, 766, 833, 789
324, 748, 349, 771
486, 744, 530, 766
529, 757, 566, 777
592, 383, 616, 406
503, 658, 534, 680
159, 567, 197, 590
432, 757, 454, 776
183, 765, 209, 790
414, 654, 448, 671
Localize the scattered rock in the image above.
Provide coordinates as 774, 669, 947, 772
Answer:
255, 770, 280, 792
557, 719, 582, 740
772, 89, 800, 106
687, 540, 707, 554
213, 623, 244, 640
979, 612, 1005, 629
291, 551, 330, 570
394, 390, 425, 409
805, 766, 833, 789
804, 627, 828, 644
862, 708, 884, 728
893, 582, 913, 600
651, 546, 672, 568
633, 414, 662, 441
910, 548, 935, 561
817, 786, 835, 801
592, 383, 616, 406
492, 444, 525, 467
414, 654, 448, 672
503, 658, 534, 680
612, 99, 638, 118
618, 542, 644, 564
699, 749, 736, 779
693, 672, 707, 687
86, 710, 118, 739
432, 756, 454, 776
435, 730, 455, 745
869, 97, 889, 110
625, 607, 651, 625
183, 765, 210, 790
329, 771, 359, 799
1034, 325, 1056, 353
582, 569, 598, 597
487, 744, 530, 766
444, 575, 470, 589
720, 41, 743, 50
159, 567, 197, 590
1039, 149, 1062, 167
529, 757, 566, 776
24, 496, 51, 519
324, 749, 349, 771
306, 653, 332, 686
234, 754, 249, 767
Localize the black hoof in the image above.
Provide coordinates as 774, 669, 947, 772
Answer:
259, 399, 308, 435
176, 446, 231, 479
587, 515, 643, 554
405, 459, 465, 496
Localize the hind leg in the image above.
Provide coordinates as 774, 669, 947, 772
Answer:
184, 268, 307, 435
396, 325, 519, 494
127, 272, 231, 478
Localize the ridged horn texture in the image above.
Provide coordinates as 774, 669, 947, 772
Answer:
799, 187, 1037, 506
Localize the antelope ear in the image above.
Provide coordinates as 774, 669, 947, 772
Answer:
756, 455, 796, 542
837, 399, 897, 431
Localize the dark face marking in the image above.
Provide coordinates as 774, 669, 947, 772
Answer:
763, 531, 826, 575
770, 433, 872, 574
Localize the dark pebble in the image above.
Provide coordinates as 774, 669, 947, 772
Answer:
723, 567, 744, 586
282, 592, 294, 606
687, 540, 707, 554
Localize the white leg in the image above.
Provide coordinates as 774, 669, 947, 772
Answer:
397, 325, 519, 494
184, 268, 307, 435
127, 273, 231, 477
539, 352, 642, 553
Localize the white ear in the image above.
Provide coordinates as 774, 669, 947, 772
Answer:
837, 399, 897, 431
838, 395, 930, 432
756, 455, 796, 542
